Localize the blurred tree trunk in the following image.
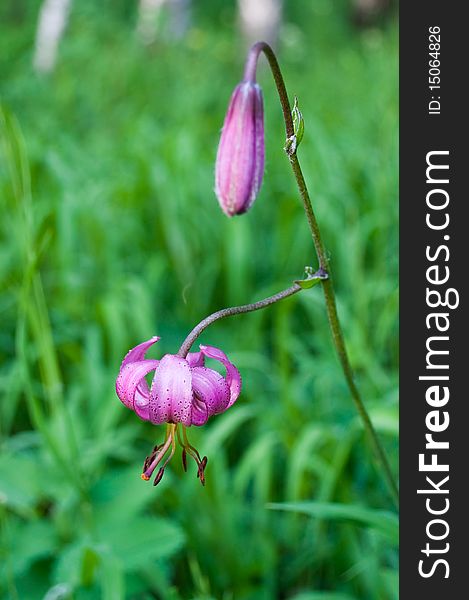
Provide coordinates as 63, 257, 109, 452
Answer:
169, 0, 191, 38
33, 0, 71, 73
352, 0, 393, 27
137, 0, 165, 45
136, 0, 191, 45
237, 0, 283, 48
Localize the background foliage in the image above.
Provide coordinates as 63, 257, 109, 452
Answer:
0, 1, 398, 598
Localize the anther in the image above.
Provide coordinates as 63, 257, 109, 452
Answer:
197, 456, 208, 486
198, 468, 206, 486
153, 468, 165, 486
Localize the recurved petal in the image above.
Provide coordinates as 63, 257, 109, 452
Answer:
149, 354, 193, 426
191, 396, 209, 426
199, 345, 242, 408
191, 366, 230, 423
120, 336, 160, 370
116, 359, 159, 419
186, 351, 205, 368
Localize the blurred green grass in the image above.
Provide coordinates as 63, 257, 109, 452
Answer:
0, 1, 398, 599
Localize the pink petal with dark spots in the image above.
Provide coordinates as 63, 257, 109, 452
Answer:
199, 345, 242, 408
191, 366, 231, 425
149, 354, 193, 426
115, 359, 159, 420
119, 336, 160, 370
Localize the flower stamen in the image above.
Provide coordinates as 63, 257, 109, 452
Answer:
181, 426, 207, 486
153, 434, 176, 486
182, 426, 202, 461
141, 424, 175, 482
141, 424, 207, 486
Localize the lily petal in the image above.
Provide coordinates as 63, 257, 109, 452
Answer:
149, 355, 193, 426
199, 345, 242, 408
116, 359, 159, 419
186, 351, 205, 368
191, 366, 230, 424
120, 336, 160, 369
191, 396, 209, 426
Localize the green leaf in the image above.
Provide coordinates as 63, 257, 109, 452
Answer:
294, 277, 322, 290
42, 583, 73, 600
53, 542, 92, 588
0, 453, 41, 517
292, 96, 305, 146
99, 550, 125, 600
233, 432, 277, 498
289, 593, 358, 600
90, 465, 158, 518
294, 266, 328, 289
96, 516, 185, 569
52, 542, 125, 599
2, 517, 56, 577
203, 406, 256, 455
267, 502, 398, 545
379, 567, 399, 600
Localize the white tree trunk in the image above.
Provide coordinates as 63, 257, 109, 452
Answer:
238, 0, 283, 48
353, 0, 392, 26
136, 0, 166, 45
137, 0, 190, 45
33, 0, 71, 74
169, 0, 190, 39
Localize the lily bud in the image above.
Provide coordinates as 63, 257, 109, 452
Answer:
215, 52, 265, 216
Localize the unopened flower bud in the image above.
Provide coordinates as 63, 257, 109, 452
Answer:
215, 49, 265, 216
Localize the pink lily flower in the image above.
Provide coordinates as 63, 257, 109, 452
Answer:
116, 336, 242, 486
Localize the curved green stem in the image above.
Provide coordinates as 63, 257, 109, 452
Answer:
254, 42, 399, 507
178, 282, 302, 358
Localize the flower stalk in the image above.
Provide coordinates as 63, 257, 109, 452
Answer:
178, 281, 303, 358
251, 41, 399, 507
